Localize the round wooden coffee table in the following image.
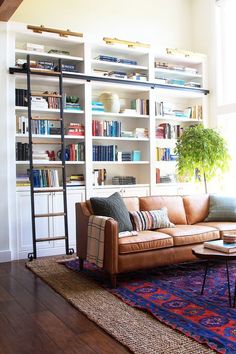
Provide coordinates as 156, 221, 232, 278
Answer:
192, 244, 236, 307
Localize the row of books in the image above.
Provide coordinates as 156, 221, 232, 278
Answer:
131, 99, 149, 115
16, 58, 77, 72
64, 143, 85, 161
156, 148, 177, 161
155, 61, 198, 74
32, 169, 59, 188
93, 144, 117, 161
16, 142, 29, 161
92, 120, 122, 137
15, 89, 82, 111
155, 102, 203, 120
156, 123, 183, 139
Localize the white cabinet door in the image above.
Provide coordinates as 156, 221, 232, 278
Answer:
16, 191, 51, 259
52, 188, 85, 250
16, 188, 85, 259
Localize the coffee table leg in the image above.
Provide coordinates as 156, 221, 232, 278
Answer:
233, 281, 236, 308
226, 260, 232, 307
201, 261, 209, 295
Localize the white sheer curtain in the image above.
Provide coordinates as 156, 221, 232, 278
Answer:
215, 0, 236, 194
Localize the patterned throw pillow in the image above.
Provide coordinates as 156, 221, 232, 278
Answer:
129, 207, 175, 231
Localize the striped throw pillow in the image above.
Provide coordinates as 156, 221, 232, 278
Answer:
129, 207, 175, 231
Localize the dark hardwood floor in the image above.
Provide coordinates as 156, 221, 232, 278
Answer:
0, 260, 130, 354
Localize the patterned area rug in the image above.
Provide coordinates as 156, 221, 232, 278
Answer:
27, 257, 216, 354
65, 259, 236, 354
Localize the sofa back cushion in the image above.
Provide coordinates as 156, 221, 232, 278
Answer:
139, 196, 187, 224
183, 194, 209, 224
123, 197, 140, 212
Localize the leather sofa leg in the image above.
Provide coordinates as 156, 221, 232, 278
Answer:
79, 258, 84, 271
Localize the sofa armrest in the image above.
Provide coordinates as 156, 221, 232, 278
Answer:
76, 202, 119, 274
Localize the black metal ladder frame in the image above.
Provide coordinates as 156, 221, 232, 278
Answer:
26, 55, 74, 260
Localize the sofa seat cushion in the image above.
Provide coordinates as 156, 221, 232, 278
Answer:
159, 225, 220, 246
119, 230, 173, 254
197, 222, 236, 237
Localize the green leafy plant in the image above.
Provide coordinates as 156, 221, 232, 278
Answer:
174, 124, 230, 193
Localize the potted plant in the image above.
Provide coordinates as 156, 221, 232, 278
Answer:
174, 124, 230, 193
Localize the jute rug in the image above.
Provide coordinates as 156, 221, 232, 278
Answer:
26, 256, 215, 354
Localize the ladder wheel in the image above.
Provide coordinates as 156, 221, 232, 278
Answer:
28, 252, 34, 261
68, 248, 74, 255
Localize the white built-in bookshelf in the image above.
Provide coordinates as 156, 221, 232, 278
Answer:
3, 22, 209, 259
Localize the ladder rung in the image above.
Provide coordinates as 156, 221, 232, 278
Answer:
31, 117, 62, 121
33, 188, 65, 193
32, 141, 62, 144
31, 92, 62, 98
36, 236, 67, 243
30, 69, 61, 75
35, 212, 65, 218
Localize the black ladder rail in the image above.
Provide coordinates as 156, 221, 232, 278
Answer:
27, 54, 37, 261
58, 59, 73, 255
27, 55, 74, 260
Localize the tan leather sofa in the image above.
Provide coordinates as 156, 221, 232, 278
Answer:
76, 194, 236, 287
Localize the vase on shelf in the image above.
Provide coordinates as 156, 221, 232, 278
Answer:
99, 92, 120, 113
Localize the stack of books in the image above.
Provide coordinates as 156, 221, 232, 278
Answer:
92, 101, 105, 112
108, 71, 127, 79
16, 173, 30, 187
67, 174, 85, 187
112, 176, 136, 185
32, 150, 50, 162
128, 72, 147, 81
204, 240, 236, 254
67, 123, 85, 136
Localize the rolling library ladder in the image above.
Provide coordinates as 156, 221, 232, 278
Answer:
26, 55, 74, 260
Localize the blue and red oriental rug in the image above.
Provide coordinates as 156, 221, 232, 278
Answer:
65, 260, 236, 353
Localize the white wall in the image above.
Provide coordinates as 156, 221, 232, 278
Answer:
12, 0, 194, 49
191, 0, 217, 127
0, 22, 11, 262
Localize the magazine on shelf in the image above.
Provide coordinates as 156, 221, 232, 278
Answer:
204, 240, 236, 253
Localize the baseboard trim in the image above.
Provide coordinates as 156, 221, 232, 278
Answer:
0, 250, 12, 263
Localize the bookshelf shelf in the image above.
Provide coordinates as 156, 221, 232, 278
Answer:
154, 67, 202, 80
92, 161, 149, 165
92, 111, 149, 119
15, 133, 85, 140
15, 49, 84, 62
155, 115, 202, 123
92, 59, 148, 71
92, 136, 149, 141
15, 106, 85, 114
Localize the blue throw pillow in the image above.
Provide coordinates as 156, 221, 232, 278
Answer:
90, 192, 133, 232
205, 194, 236, 222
